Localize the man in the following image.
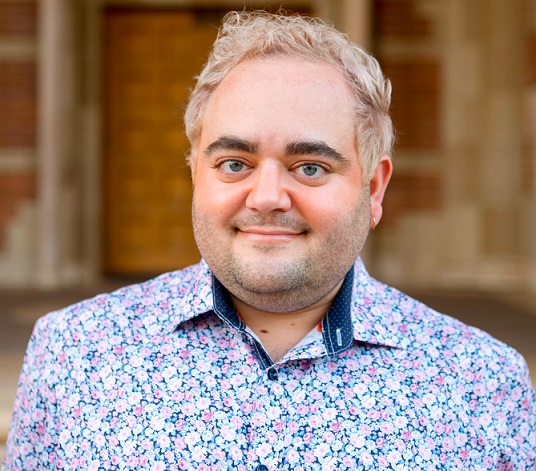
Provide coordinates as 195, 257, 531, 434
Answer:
3, 10, 535, 470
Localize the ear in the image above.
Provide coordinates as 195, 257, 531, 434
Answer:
370, 155, 393, 227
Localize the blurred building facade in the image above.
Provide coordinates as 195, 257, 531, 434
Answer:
0, 0, 535, 294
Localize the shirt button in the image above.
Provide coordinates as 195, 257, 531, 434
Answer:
267, 368, 278, 381
255, 465, 268, 471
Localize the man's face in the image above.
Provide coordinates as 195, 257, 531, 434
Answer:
192, 57, 386, 313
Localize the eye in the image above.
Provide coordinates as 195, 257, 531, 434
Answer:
294, 163, 329, 178
219, 160, 248, 173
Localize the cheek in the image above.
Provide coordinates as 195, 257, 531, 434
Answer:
193, 183, 244, 222
297, 187, 363, 225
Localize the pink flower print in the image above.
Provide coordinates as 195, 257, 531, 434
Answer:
191, 446, 208, 462
228, 349, 240, 361
359, 450, 373, 466
273, 420, 284, 432
157, 433, 171, 448
117, 427, 131, 442
229, 446, 243, 461
330, 421, 342, 433
212, 448, 225, 461
220, 426, 237, 441
87, 417, 102, 432
151, 462, 166, 471
358, 423, 371, 435
418, 445, 432, 461
115, 399, 128, 413
319, 430, 333, 444
349, 433, 365, 448
266, 406, 281, 420
308, 414, 323, 428
387, 449, 402, 465
323, 407, 337, 420
286, 449, 300, 463
326, 385, 339, 398
184, 431, 200, 446
150, 416, 166, 431
196, 397, 211, 410
256, 443, 271, 458
181, 402, 196, 416
251, 412, 266, 426
394, 415, 408, 429
380, 422, 394, 434
203, 375, 217, 388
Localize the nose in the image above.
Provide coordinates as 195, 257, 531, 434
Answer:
245, 162, 292, 213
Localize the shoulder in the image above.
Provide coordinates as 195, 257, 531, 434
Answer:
33, 261, 209, 346
353, 265, 530, 377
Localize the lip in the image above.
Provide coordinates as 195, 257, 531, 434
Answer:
237, 227, 304, 243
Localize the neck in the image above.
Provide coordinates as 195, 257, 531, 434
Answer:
231, 280, 343, 363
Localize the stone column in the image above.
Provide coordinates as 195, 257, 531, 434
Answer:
313, 0, 372, 48
36, 0, 77, 288
440, 0, 524, 290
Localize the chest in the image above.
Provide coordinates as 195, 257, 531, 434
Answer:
49, 333, 505, 470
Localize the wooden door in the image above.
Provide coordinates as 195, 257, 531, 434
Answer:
104, 9, 222, 275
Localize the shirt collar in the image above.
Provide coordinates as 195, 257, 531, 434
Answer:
350, 258, 406, 349
165, 258, 406, 350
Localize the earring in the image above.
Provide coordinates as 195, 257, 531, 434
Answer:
371, 216, 377, 229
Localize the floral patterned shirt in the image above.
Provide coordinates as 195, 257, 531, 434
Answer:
3, 259, 536, 470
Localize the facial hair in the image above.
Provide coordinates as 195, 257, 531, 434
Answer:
192, 187, 372, 313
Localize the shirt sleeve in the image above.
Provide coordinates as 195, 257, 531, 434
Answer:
2, 314, 61, 470
500, 352, 536, 469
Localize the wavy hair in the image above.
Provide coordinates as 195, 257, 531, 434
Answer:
184, 10, 394, 182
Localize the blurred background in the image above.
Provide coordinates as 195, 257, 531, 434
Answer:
1, 0, 535, 460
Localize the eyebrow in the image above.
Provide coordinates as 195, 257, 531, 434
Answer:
204, 135, 259, 156
204, 135, 347, 164
285, 140, 347, 163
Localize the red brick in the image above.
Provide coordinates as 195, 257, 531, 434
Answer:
0, 173, 36, 198
523, 31, 536, 86
381, 59, 441, 150
521, 138, 534, 196
0, 62, 36, 147
381, 174, 442, 226
0, 2, 37, 36
374, 0, 431, 40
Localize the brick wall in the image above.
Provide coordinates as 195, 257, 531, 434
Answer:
0, 1, 37, 250
374, 0, 442, 226
522, 0, 535, 196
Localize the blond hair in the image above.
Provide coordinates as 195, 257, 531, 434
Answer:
184, 10, 394, 182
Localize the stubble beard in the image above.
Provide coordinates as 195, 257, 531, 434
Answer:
192, 189, 371, 313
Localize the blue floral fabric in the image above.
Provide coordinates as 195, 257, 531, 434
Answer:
3, 259, 535, 470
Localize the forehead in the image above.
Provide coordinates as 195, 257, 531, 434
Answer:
199, 57, 356, 149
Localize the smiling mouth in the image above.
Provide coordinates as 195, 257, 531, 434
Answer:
236, 227, 305, 243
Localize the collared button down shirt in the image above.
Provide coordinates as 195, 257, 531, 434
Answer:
3, 259, 536, 470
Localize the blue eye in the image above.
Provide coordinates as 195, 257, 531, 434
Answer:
221, 160, 246, 172
301, 164, 320, 176
297, 164, 327, 177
